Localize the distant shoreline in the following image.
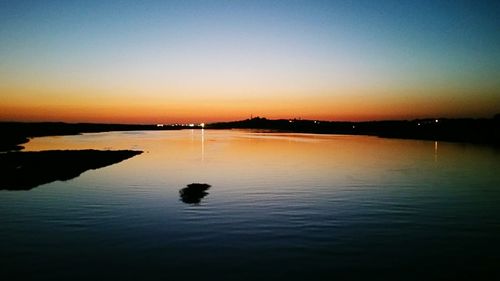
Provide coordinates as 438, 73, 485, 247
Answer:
206, 117, 500, 146
1, 116, 499, 151
0, 122, 199, 152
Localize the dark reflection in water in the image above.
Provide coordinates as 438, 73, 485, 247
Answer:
179, 183, 211, 204
0, 149, 142, 190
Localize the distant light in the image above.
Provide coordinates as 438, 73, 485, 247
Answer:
156, 124, 164, 127
200, 123, 205, 128
289, 120, 293, 123
352, 125, 356, 129
417, 123, 421, 126
189, 124, 194, 127
435, 119, 439, 123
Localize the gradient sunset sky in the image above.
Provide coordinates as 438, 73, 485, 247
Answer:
1, 0, 499, 123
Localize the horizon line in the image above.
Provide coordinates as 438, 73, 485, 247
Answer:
1, 114, 499, 126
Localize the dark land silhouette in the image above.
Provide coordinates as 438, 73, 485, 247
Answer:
1, 116, 499, 151
179, 183, 211, 204
0, 122, 199, 152
0, 149, 142, 190
207, 116, 500, 145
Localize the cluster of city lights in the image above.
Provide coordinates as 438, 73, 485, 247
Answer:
156, 123, 205, 128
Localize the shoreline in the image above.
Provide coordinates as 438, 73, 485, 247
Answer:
0, 122, 196, 152
0, 149, 142, 190
207, 117, 500, 146
1, 117, 499, 151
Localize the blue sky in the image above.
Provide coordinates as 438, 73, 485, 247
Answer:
1, 0, 499, 122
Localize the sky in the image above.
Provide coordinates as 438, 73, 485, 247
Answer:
1, 0, 499, 123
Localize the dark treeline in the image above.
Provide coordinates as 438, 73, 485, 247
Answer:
0, 122, 191, 151
207, 116, 500, 145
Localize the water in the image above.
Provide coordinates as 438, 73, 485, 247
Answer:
1, 130, 500, 280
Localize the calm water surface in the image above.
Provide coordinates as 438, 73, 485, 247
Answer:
1, 130, 500, 280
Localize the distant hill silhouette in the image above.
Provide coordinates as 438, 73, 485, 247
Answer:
207, 116, 500, 145
0, 150, 142, 190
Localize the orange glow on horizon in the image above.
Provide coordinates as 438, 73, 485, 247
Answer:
2, 81, 498, 124
1, 93, 498, 124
